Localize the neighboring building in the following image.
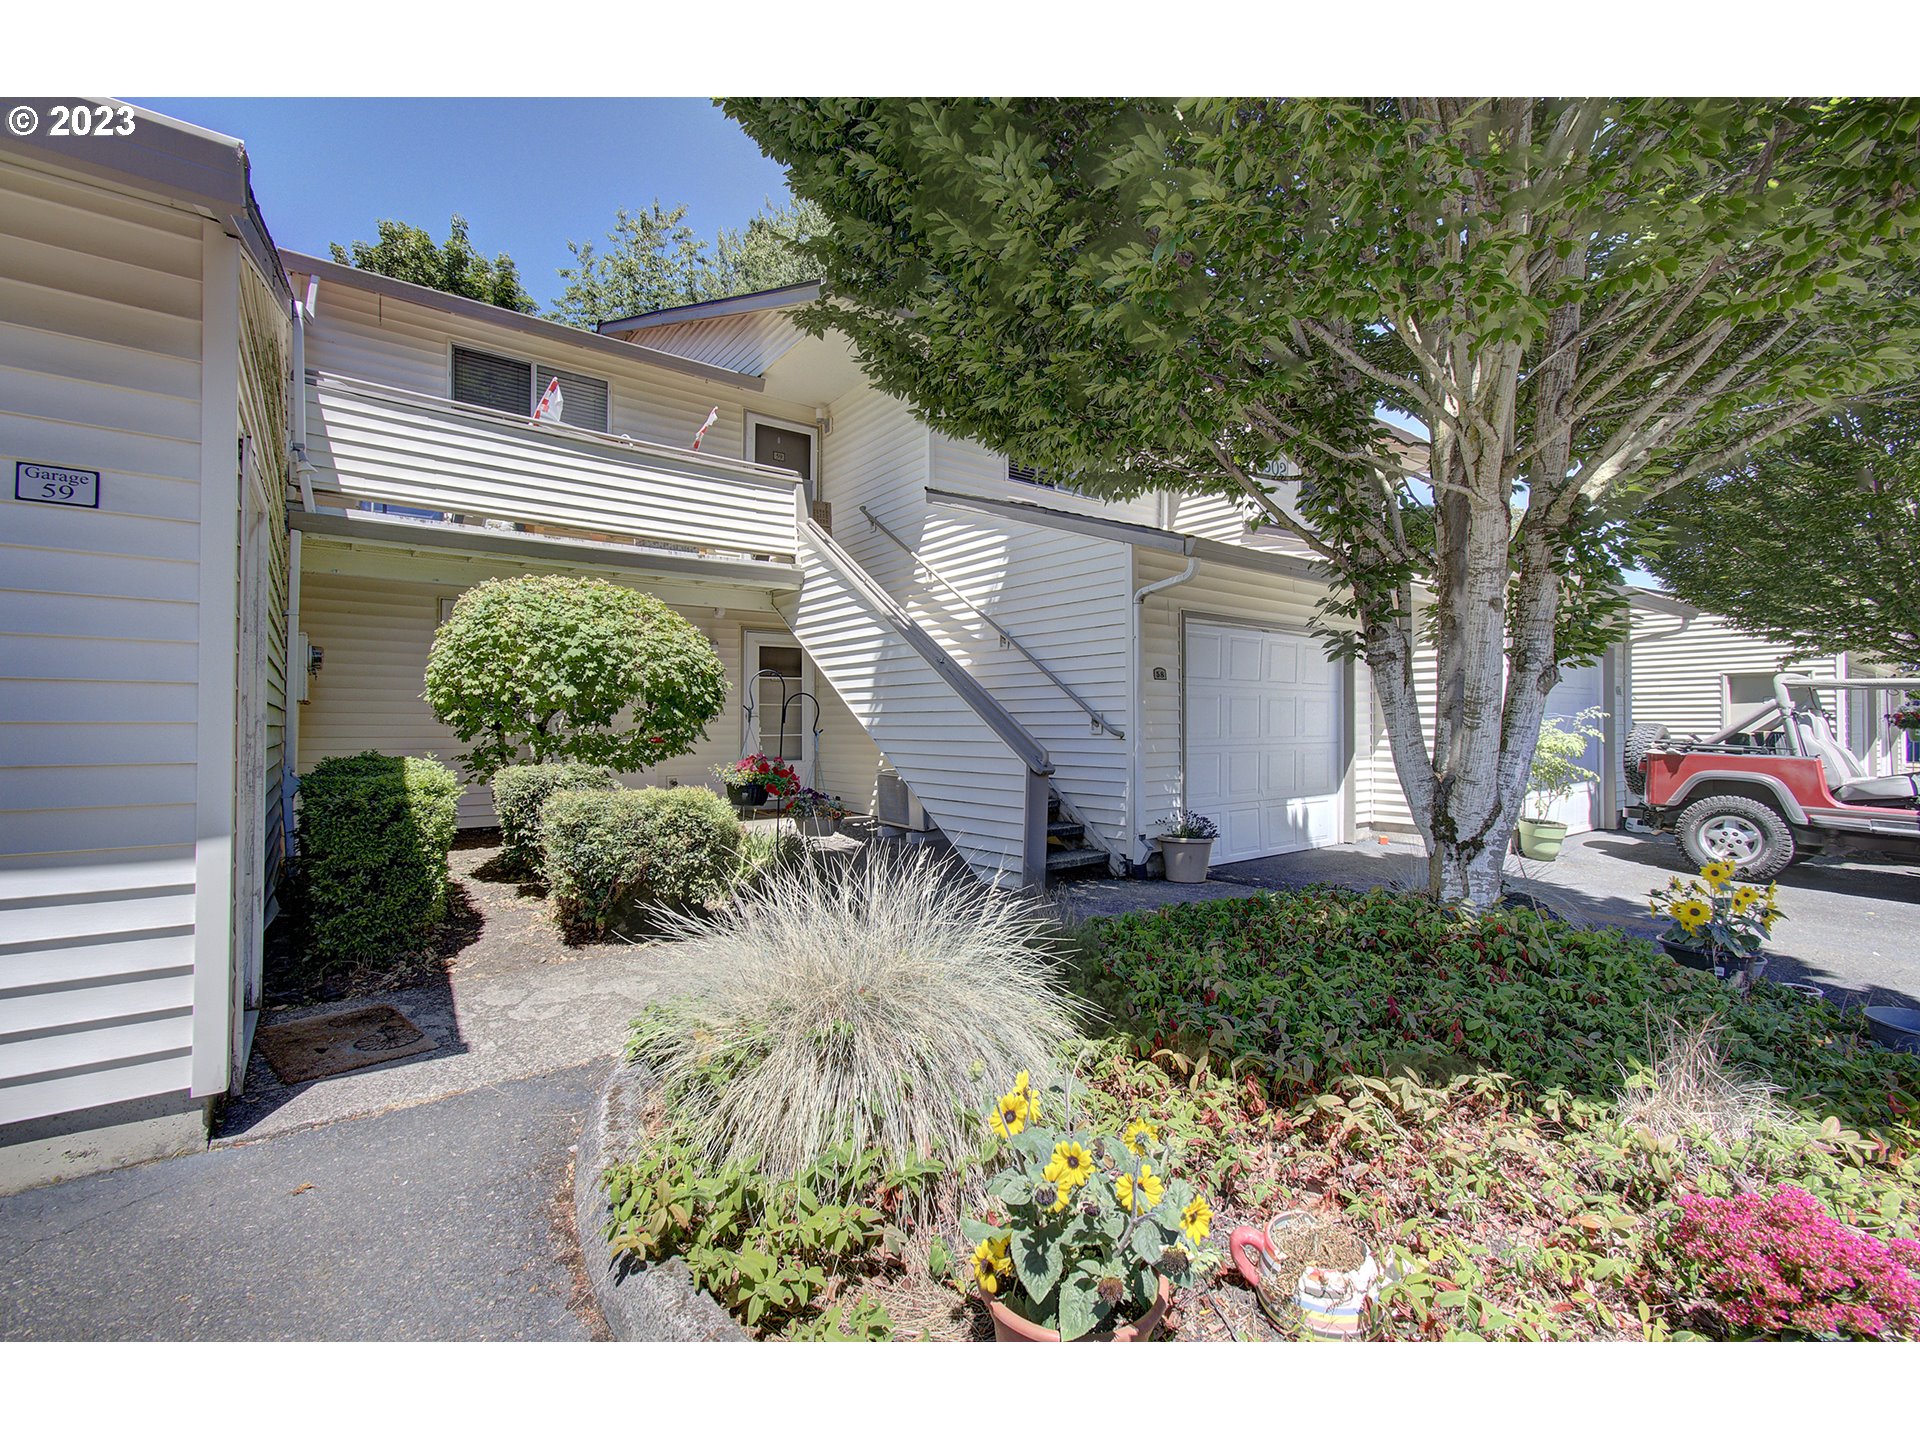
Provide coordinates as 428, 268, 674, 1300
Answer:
3, 100, 1901, 1188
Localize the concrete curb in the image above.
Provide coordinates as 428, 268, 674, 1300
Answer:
572, 1057, 749, 1342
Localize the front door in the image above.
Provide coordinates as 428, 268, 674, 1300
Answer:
748, 415, 816, 501
743, 631, 815, 788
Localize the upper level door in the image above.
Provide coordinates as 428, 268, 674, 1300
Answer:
743, 630, 816, 788
747, 414, 817, 503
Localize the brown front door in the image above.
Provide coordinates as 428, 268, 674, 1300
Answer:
751, 420, 815, 499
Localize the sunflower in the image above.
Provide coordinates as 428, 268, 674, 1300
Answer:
1043, 1141, 1094, 1189
1730, 885, 1760, 913
1122, 1119, 1159, 1156
1181, 1193, 1213, 1245
1669, 897, 1712, 933
1114, 1164, 1164, 1215
971, 1237, 1012, 1294
1009, 1069, 1041, 1124
1048, 1180, 1080, 1214
988, 1088, 1029, 1140
1701, 859, 1736, 888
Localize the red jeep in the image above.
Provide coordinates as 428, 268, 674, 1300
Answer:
1625, 674, 1920, 880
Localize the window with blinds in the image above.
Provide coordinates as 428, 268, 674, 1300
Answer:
450, 346, 611, 432
534, 364, 611, 432
1007, 458, 1077, 493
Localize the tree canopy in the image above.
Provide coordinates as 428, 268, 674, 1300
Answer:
329, 214, 536, 312
424, 575, 728, 781
725, 97, 1920, 902
550, 197, 825, 329
1637, 402, 1920, 667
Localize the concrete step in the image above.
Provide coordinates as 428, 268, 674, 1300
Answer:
1046, 819, 1085, 844
1045, 846, 1110, 877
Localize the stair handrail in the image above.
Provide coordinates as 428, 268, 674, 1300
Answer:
856, 504, 1125, 738
794, 500, 1052, 779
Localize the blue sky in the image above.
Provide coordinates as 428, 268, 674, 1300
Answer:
131, 98, 793, 311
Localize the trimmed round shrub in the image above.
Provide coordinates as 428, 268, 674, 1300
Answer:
424, 574, 728, 781
491, 762, 617, 876
295, 751, 461, 964
539, 785, 742, 938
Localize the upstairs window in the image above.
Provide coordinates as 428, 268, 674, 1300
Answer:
1007, 458, 1076, 493
451, 345, 610, 432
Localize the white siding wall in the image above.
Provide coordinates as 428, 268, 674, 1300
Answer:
617, 309, 807, 375
288, 268, 824, 468
1627, 605, 1846, 740
779, 518, 1034, 885
818, 391, 1135, 855
0, 162, 223, 1123
295, 551, 873, 828
1133, 552, 1357, 862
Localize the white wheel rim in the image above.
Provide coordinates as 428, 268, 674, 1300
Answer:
1700, 815, 1764, 863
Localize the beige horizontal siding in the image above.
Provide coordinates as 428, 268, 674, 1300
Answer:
0, 159, 209, 1124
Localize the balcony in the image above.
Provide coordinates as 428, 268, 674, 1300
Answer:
299, 372, 801, 561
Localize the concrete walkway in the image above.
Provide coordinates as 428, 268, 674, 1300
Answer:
1057, 829, 1920, 1007
0, 879, 694, 1338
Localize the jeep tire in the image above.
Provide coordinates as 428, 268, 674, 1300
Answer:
1623, 722, 1668, 797
1675, 793, 1795, 881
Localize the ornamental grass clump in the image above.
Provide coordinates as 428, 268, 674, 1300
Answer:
1653, 1185, 1920, 1339
629, 845, 1086, 1178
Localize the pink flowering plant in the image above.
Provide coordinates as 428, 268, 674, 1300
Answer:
1650, 1184, 1920, 1339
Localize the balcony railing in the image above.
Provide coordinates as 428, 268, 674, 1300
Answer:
300, 371, 800, 559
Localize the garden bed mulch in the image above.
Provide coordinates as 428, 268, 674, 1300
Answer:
265, 830, 648, 1008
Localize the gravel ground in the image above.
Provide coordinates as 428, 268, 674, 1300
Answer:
1059, 828, 1920, 1009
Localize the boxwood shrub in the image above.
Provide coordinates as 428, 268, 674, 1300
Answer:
540, 785, 742, 938
296, 751, 462, 964
491, 762, 618, 876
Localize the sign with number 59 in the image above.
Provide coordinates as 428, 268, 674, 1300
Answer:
15, 462, 100, 508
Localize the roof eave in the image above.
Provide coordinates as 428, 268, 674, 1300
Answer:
595, 282, 823, 336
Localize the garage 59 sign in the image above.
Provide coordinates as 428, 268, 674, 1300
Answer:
15, 462, 100, 509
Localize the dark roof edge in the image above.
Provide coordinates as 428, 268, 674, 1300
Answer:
0, 97, 291, 303
280, 251, 766, 393
596, 282, 823, 336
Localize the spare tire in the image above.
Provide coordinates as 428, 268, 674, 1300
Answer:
1623, 722, 1669, 796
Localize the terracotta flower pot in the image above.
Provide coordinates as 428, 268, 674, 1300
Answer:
981, 1277, 1172, 1342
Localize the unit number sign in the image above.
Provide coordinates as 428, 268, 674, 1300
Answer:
15, 462, 100, 509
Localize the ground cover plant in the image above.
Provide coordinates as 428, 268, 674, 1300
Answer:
1068, 888, 1920, 1340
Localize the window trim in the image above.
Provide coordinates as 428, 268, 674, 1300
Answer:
447, 341, 610, 433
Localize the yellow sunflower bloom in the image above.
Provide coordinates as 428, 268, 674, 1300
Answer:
1122, 1119, 1159, 1156
1114, 1164, 1164, 1215
1043, 1141, 1094, 1189
1730, 885, 1759, 913
1011, 1069, 1040, 1123
1669, 897, 1711, 933
1048, 1179, 1080, 1214
1701, 860, 1736, 888
971, 1237, 1012, 1294
1181, 1194, 1213, 1245
988, 1089, 1029, 1140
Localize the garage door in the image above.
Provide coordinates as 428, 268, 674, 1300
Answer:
1541, 661, 1604, 835
1185, 620, 1343, 863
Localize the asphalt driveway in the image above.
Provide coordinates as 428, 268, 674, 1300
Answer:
1061, 828, 1920, 1009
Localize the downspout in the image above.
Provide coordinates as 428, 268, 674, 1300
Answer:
1129, 545, 1200, 872
290, 273, 317, 511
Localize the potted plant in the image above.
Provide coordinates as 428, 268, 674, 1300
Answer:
711, 753, 799, 808
1647, 861, 1784, 990
1888, 693, 1920, 735
1516, 707, 1604, 861
786, 787, 845, 837
963, 1072, 1218, 1341
1156, 810, 1218, 883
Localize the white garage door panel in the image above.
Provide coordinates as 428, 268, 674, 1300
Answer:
1541, 661, 1604, 835
1186, 620, 1344, 863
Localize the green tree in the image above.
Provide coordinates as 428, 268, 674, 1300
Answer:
710, 197, 829, 296
424, 575, 728, 781
1636, 402, 1920, 667
725, 98, 1920, 904
550, 197, 824, 329
551, 201, 711, 329
329, 215, 535, 312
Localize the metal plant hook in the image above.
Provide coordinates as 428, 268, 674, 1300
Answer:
743, 667, 822, 772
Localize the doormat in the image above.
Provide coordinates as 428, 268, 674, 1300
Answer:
256, 1005, 436, 1085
